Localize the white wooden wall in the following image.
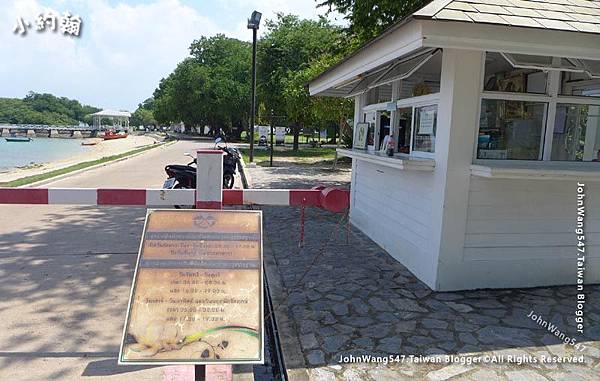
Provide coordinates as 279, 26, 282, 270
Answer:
350, 160, 438, 288
455, 177, 600, 289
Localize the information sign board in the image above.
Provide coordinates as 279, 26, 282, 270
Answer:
119, 209, 263, 365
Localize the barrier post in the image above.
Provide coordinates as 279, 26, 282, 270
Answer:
166, 149, 228, 381
196, 149, 230, 381
196, 149, 224, 209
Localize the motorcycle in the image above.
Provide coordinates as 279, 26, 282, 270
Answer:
163, 138, 241, 204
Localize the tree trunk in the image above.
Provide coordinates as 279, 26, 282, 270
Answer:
293, 124, 300, 152
333, 120, 340, 144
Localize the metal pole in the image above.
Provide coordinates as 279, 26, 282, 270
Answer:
249, 27, 257, 163
270, 110, 274, 167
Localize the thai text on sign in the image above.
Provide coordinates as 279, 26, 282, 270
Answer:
119, 209, 263, 365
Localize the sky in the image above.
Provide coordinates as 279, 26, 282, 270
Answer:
0, 0, 345, 111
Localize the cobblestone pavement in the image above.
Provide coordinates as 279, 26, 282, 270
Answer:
243, 160, 351, 189
245, 163, 600, 381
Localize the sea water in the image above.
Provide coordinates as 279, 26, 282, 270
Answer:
0, 138, 89, 172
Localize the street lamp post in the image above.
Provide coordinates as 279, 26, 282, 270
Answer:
269, 109, 274, 167
247, 10, 261, 163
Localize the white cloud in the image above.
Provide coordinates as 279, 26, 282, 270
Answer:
1, 0, 222, 110
0, 0, 345, 111
216, 0, 346, 39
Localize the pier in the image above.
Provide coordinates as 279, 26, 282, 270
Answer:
1, 124, 118, 138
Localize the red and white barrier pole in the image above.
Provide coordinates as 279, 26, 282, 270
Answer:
0, 187, 350, 211
0, 188, 349, 211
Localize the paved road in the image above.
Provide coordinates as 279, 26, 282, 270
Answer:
0, 140, 237, 380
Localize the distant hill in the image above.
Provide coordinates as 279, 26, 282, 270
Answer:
0, 92, 101, 126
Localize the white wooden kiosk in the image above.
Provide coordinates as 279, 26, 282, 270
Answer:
309, 0, 600, 291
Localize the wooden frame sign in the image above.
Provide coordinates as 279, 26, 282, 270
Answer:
119, 209, 263, 365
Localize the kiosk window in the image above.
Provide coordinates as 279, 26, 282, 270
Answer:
560, 72, 600, 98
364, 112, 375, 147
412, 105, 437, 153
551, 104, 600, 162
396, 108, 412, 154
479, 53, 600, 162
478, 100, 546, 160
378, 111, 391, 150
484, 52, 547, 94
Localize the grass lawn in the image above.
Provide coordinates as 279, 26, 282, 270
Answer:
239, 147, 340, 166
0, 142, 167, 187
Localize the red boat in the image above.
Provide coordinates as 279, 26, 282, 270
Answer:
103, 131, 128, 140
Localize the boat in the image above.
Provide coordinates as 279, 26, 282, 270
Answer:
5, 136, 32, 142
81, 138, 100, 146
103, 131, 128, 140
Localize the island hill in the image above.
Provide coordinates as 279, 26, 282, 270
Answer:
0, 92, 100, 126
0, 92, 151, 131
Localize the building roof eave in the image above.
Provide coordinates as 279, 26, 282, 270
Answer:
308, 15, 417, 87
309, 0, 600, 97
420, 19, 600, 61
309, 18, 424, 97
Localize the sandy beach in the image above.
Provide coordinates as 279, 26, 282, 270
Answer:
0, 134, 160, 183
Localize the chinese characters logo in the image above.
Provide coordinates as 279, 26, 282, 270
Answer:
14, 11, 82, 37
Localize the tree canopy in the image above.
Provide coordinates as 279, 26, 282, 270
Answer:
0, 92, 100, 125
130, 97, 157, 127
141, 9, 403, 143
151, 34, 251, 136
149, 19, 353, 146
258, 14, 352, 149
317, 0, 427, 43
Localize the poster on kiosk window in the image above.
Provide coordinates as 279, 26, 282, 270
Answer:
354, 122, 369, 149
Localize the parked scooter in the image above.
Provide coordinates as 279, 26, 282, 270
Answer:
163, 138, 241, 195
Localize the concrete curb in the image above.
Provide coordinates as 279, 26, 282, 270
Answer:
237, 149, 309, 379
237, 151, 253, 189
21, 141, 175, 188
263, 233, 310, 381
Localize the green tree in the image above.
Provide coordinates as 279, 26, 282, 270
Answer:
282, 55, 352, 145
190, 35, 251, 138
317, 0, 426, 43
130, 97, 157, 127
258, 14, 348, 150
152, 58, 210, 131
152, 75, 177, 127
0, 92, 100, 125
152, 35, 251, 138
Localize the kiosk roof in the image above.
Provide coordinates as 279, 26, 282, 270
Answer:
415, 0, 600, 34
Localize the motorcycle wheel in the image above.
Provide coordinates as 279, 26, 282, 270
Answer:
223, 173, 234, 189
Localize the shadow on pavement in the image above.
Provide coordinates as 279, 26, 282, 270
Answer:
0, 205, 148, 377
82, 358, 156, 377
